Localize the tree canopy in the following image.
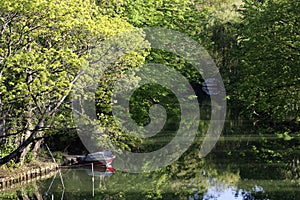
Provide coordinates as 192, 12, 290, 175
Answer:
0, 0, 137, 165
236, 0, 300, 121
0, 0, 298, 169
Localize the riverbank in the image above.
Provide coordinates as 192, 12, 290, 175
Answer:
0, 161, 58, 191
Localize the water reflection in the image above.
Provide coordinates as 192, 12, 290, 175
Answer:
1, 112, 299, 199
1, 149, 299, 200
202, 186, 263, 200
41, 165, 116, 200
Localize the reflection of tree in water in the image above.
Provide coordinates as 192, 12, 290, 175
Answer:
88, 140, 240, 200
209, 115, 300, 199
0, 183, 43, 199
2, 118, 299, 200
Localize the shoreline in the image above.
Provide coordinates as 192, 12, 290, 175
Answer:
0, 162, 59, 191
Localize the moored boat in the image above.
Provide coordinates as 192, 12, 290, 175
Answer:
76, 151, 116, 166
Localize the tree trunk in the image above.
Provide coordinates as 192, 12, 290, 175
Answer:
19, 128, 32, 165
19, 65, 34, 165
32, 125, 43, 157
0, 114, 5, 144
0, 97, 6, 144
32, 140, 42, 156
0, 118, 44, 166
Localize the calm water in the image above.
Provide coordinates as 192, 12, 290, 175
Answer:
1, 107, 299, 199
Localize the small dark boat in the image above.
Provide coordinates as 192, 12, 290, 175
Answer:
76, 151, 116, 166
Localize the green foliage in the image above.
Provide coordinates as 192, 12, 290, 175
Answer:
0, 0, 297, 172
236, 0, 300, 121
91, 0, 209, 153
0, 0, 135, 164
0, 184, 39, 200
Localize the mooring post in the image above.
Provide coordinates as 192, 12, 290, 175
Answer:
92, 162, 95, 197
92, 163, 95, 197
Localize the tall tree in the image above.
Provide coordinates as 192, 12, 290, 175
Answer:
0, 0, 133, 165
236, 0, 300, 122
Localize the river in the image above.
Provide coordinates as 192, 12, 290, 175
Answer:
1, 104, 299, 200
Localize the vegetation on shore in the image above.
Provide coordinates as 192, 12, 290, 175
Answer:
0, 0, 299, 174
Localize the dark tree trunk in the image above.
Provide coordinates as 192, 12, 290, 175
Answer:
0, 114, 5, 144
0, 118, 44, 166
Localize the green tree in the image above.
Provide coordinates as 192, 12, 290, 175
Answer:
92, 0, 239, 156
89, 0, 207, 154
0, 0, 134, 165
97, 0, 205, 33
236, 0, 300, 122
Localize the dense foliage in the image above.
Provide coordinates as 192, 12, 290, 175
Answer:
236, 0, 300, 122
0, 1, 299, 199
0, 0, 298, 176
0, 0, 138, 165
